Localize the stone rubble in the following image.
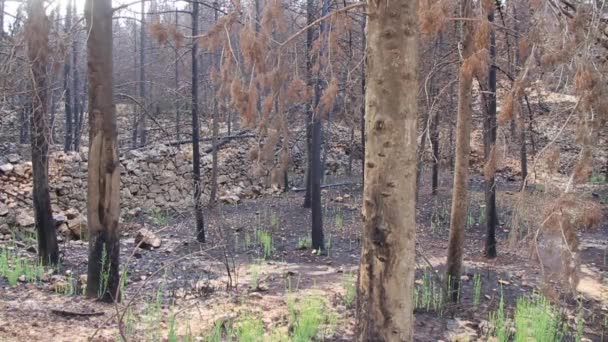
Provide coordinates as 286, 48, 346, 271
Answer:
0, 127, 362, 240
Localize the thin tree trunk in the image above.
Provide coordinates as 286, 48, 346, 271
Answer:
138, 0, 147, 147
20, 101, 30, 144
50, 77, 57, 143
63, 0, 73, 152
446, 0, 474, 302
74, 74, 85, 151
302, 0, 314, 209
0, 0, 4, 38
26, 0, 59, 265
430, 36, 442, 195
210, 6, 219, 206
360, 18, 366, 184
356, 0, 418, 338
84, 0, 121, 303
310, 0, 328, 251
484, 8, 498, 258
191, 1, 205, 242
131, 24, 138, 149
71, 7, 80, 151
174, 10, 180, 143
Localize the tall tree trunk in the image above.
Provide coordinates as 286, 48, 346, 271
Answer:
174, 10, 180, 143
513, 5, 528, 188
20, 101, 30, 144
191, 1, 205, 243
131, 24, 138, 149
50, 76, 57, 143
430, 36, 442, 195
63, 0, 73, 152
138, 0, 147, 147
360, 18, 366, 184
26, 0, 59, 265
302, 0, 314, 209
210, 6, 219, 206
484, 8, 498, 258
446, 0, 474, 302
71, 8, 80, 151
74, 73, 85, 151
84, 0, 121, 303
310, 0, 328, 251
356, 0, 418, 338
0, 0, 4, 38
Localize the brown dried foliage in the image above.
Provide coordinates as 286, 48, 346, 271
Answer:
545, 147, 560, 174
418, 0, 446, 36
572, 148, 592, 184
150, 20, 169, 45
498, 93, 516, 126
317, 77, 339, 118
483, 144, 497, 181
286, 78, 309, 105
474, 19, 490, 51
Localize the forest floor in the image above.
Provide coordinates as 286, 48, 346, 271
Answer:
0, 173, 606, 341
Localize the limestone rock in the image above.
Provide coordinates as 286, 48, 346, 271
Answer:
16, 211, 35, 227
0, 163, 14, 174
135, 228, 161, 249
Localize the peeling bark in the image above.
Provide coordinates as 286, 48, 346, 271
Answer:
85, 0, 121, 303
26, 0, 58, 265
356, 0, 418, 339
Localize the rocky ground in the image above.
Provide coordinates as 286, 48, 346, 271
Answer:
0, 172, 606, 341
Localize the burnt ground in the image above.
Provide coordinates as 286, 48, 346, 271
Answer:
0, 173, 607, 341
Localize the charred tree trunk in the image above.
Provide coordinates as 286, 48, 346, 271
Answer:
430, 37, 442, 195
513, 5, 528, 188
20, 101, 30, 144
446, 0, 474, 302
0, 0, 4, 38
71, 10, 80, 151
74, 73, 85, 151
483, 8, 498, 258
84, 0, 121, 303
138, 0, 147, 147
356, 0, 418, 338
174, 10, 180, 143
303, 0, 314, 209
310, 0, 328, 252
131, 24, 138, 149
210, 5, 219, 206
26, 0, 59, 265
360, 18, 366, 184
63, 1, 73, 152
191, 1, 205, 243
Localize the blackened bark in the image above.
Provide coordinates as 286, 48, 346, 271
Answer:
71, 8, 80, 151
138, 0, 147, 147
20, 102, 30, 144
310, 0, 328, 252
484, 8, 498, 258
85, 0, 121, 303
63, 1, 73, 152
430, 106, 440, 195
27, 0, 59, 265
302, 0, 314, 209
360, 18, 366, 184
191, 1, 205, 242
210, 5, 219, 206
174, 10, 180, 143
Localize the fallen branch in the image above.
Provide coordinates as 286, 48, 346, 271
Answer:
204, 131, 253, 154
292, 181, 356, 192
51, 309, 104, 317
165, 131, 254, 148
